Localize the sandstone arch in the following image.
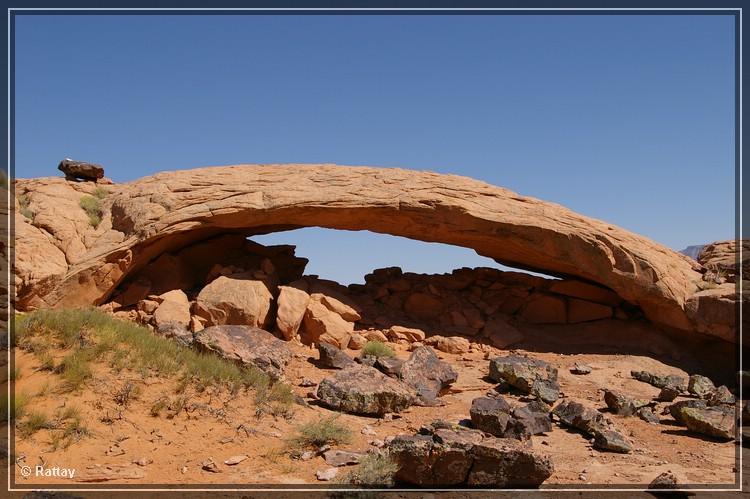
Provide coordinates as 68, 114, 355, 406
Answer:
13, 164, 735, 341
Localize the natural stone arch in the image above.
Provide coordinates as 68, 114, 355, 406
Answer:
13, 164, 732, 340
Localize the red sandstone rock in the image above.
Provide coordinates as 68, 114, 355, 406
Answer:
567, 298, 612, 324
520, 294, 567, 324
10, 165, 731, 342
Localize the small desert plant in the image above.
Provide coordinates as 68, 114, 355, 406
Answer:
36, 349, 56, 372
338, 453, 399, 486
50, 414, 92, 450
254, 381, 296, 419
36, 381, 52, 397
289, 415, 353, 449
11, 391, 31, 421
17, 193, 33, 220
20, 410, 52, 437
113, 382, 140, 407
57, 350, 93, 391
92, 186, 108, 199
79, 194, 103, 227
362, 340, 395, 358
149, 397, 168, 417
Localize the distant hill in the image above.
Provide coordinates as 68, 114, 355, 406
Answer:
679, 245, 705, 261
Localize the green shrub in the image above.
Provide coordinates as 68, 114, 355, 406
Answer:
339, 453, 399, 486
289, 415, 352, 449
20, 410, 52, 437
92, 187, 108, 199
57, 350, 93, 391
17, 193, 33, 220
79, 195, 103, 227
362, 340, 395, 358
11, 391, 31, 421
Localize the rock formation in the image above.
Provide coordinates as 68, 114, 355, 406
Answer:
12, 164, 739, 343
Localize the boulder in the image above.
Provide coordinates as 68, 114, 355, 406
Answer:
636, 407, 660, 424
666, 399, 708, 425
347, 333, 367, 350
275, 285, 310, 340
374, 356, 404, 377
317, 342, 356, 369
399, 346, 458, 404
680, 406, 735, 440
311, 293, 361, 322
364, 330, 389, 343
570, 363, 592, 375
388, 423, 553, 487
387, 325, 426, 342
631, 370, 687, 391
194, 274, 274, 328
648, 471, 678, 489
707, 385, 736, 406
470, 396, 513, 437
302, 299, 354, 349
509, 400, 552, 438
316, 364, 416, 415
467, 437, 554, 487
424, 335, 470, 354
193, 325, 292, 380
152, 289, 190, 328
488, 355, 560, 404
688, 374, 716, 398
58, 158, 104, 180
552, 400, 632, 453
656, 385, 680, 402
603, 389, 649, 416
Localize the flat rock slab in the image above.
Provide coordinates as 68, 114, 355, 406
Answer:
75, 465, 145, 482
316, 364, 416, 415
680, 406, 736, 440
193, 325, 292, 380
322, 449, 365, 467
631, 370, 687, 391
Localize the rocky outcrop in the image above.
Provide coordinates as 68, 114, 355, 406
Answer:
12, 164, 730, 342
698, 239, 749, 283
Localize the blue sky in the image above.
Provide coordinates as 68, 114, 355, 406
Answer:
14, 14, 735, 284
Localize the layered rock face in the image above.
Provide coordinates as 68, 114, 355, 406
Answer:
11, 164, 737, 342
